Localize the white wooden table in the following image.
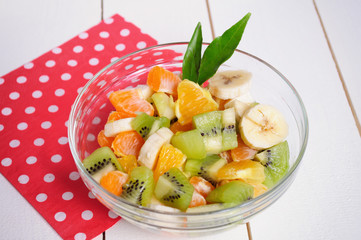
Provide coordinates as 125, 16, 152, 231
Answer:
1, 0, 361, 239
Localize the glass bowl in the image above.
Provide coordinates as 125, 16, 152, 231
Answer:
68, 43, 308, 236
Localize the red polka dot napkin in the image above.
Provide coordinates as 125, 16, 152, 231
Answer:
0, 14, 158, 240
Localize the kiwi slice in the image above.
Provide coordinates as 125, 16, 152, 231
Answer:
184, 155, 227, 186
146, 116, 170, 138
82, 147, 123, 183
206, 181, 254, 204
154, 168, 194, 211
186, 203, 236, 213
151, 92, 176, 120
131, 113, 155, 138
254, 141, 290, 188
221, 108, 238, 151
171, 129, 206, 159
192, 111, 223, 154
121, 166, 154, 207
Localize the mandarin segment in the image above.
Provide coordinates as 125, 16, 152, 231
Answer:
97, 130, 115, 148
189, 190, 207, 208
100, 170, 128, 196
175, 80, 219, 125
216, 160, 265, 184
147, 66, 181, 96
107, 111, 129, 122
231, 136, 258, 162
189, 176, 215, 198
153, 143, 186, 181
112, 131, 145, 157
169, 121, 193, 134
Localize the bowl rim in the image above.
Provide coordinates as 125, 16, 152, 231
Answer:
68, 42, 309, 216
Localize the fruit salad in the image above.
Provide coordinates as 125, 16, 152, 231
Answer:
81, 13, 290, 213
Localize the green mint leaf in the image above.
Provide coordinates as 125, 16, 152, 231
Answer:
182, 22, 203, 83
197, 13, 251, 85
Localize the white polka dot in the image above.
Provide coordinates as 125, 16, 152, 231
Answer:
110, 57, 119, 62
155, 58, 164, 62
73, 45, 83, 53
24, 62, 34, 69
133, 56, 142, 61
55, 89, 65, 97
125, 64, 133, 70
54, 212, 66, 222
1, 158, 12, 167
58, 137, 68, 145
65, 120, 69, 128
0, 78, 4, 85
44, 173, 55, 183
52, 47, 62, 54
81, 210, 93, 220
61, 73, 71, 81
69, 171, 80, 181
9, 92, 20, 100
9, 139, 20, 148
108, 210, 118, 219
39, 75, 49, 83
34, 138, 45, 146
2, 107, 12, 116
104, 17, 114, 24
136, 64, 145, 69
74, 233, 86, 240
137, 41, 147, 49
41, 121, 52, 129
25, 106, 35, 114
99, 31, 109, 38
153, 52, 163, 56
0, 124, 4, 131
94, 44, 104, 51
26, 156, 37, 165
100, 103, 107, 109
83, 72, 93, 80
79, 32, 88, 39
62, 192, 74, 201
45, 60, 56, 68
48, 105, 59, 113
18, 175, 29, 184
51, 154, 62, 163
67, 60, 77, 67
106, 69, 115, 75
120, 29, 130, 37
87, 134, 96, 141
92, 117, 101, 125
17, 76, 27, 84
88, 192, 95, 199
36, 193, 47, 202
89, 58, 99, 66
17, 122, 28, 130
32, 90, 42, 98
115, 43, 125, 51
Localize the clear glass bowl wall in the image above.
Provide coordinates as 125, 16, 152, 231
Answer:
68, 43, 308, 236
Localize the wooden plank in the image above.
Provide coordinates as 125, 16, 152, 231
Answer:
0, 1, 102, 239
315, 0, 361, 135
209, 0, 361, 239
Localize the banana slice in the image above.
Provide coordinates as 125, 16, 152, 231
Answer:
104, 117, 134, 137
138, 127, 174, 170
208, 70, 252, 100
136, 84, 154, 101
240, 104, 288, 150
224, 92, 255, 121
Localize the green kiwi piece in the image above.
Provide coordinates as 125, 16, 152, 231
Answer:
184, 155, 227, 186
254, 141, 290, 188
171, 129, 207, 159
131, 113, 155, 138
146, 116, 170, 139
192, 111, 223, 154
151, 92, 176, 120
206, 181, 254, 204
154, 168, 194, 211
221, 108, 238, 151
121, 166, 154, 207
82, 147, 123, 183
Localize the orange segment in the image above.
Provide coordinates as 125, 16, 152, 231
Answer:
112, 131, 145, 157
231, 136, 258, 162
189, 176, 214, 198
109, 89, 154, 117
175, 80, 218, 125
219, 151, 232, 163
100, 170, 128, 196
147, 66, 181, 96
97, 130, 114, 148
153, 143, 186, 181
250, 183, 268, 198
216, 160, 265, 184
107, 111, 129, 122
169, 121, 193, 134
118, 155, 138, 175
189, 190, 206, 208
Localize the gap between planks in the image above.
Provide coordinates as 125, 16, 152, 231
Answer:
313, 0, 361, 137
